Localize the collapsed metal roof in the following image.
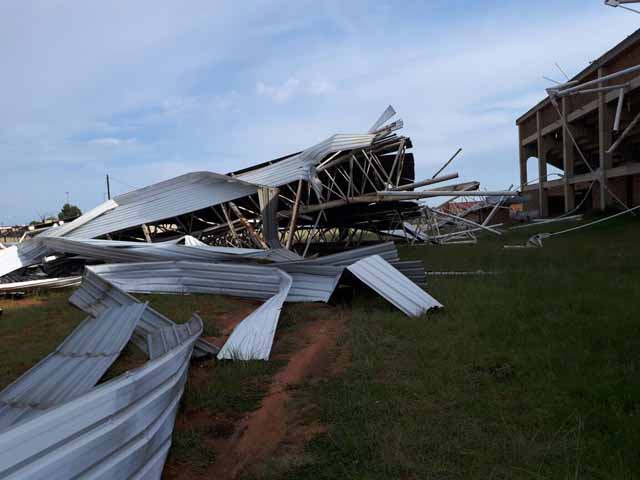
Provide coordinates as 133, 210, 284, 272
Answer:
0, 303, 146, 430
234, 133, 376, 188
0, 105, 472, 478
69, 268, 218, 358
0, 315, 202, 479
47, 172, 260, 240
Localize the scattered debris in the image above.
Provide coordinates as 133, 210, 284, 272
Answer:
505, 205, 640, 249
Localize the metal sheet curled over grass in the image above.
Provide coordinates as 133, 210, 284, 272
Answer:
0, 316, 202, 479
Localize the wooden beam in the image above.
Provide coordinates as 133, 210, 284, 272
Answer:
229, 202, 268, 249
141, 224, 152, 243
285, 180, 303, 250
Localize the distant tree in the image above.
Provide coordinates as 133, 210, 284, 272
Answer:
58, 203, 82, 220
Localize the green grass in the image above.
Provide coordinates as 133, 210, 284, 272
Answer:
0, 290, 85, 390
281, 216, 640, 479
2, 216, 639, 479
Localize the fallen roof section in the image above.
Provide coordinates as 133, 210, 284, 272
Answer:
0, 315, 202, 479
0, 303, 146, 430
0, 242, 51, 278
0, 276, 81, 293
40, 236, 267, 264
88, 261, 342, 303
44, 172, 259, 240
217, 270, 293, 361
347, 255, 442, 316
69, 268, 218, 358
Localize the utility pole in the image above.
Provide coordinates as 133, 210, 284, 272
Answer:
106, 174, 111, 200
65, 191, 70, 204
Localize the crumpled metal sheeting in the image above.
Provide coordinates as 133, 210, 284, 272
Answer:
0, 241, 52, 278
90, 261, 342, 303
40, 236, 267, 264
0, 315, 202, 480
368, 105, 397, 133
274, 264, 344, 302
276, 242, 425, 286
70, 268, 218, 357
347, 255, 442, 317
41, 200, 119, 239
0, 276, 81, 292
236, 134, 376, 188
53, 172, 259, 240
265, 248, 304, 262
218, 271, 293, 361
146, 313, 206, 360
289, 242, 400, 266
0, 303, 146, 431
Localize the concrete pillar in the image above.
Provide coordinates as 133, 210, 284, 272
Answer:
598, 67, 614, 210
536, 111, 549, 217
562, 97, 576, 212
518, 125, 527, 190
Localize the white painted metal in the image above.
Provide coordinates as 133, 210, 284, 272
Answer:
88, 261, 341, 303
40, 236, 266, 264
0, 315, 202, 479
0, 241, 51, 278
368, 105, 397, 133
0, 276, 81, 292
217, 271, 293, 360
0, 303, 146, 430
236, 134, 376, 188
54, 172, 259, 240
347, 255, 442, 316
70, 268, 218, 358
41, 200, 118, 239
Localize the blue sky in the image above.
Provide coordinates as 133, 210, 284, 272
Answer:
1, 0, 638, 224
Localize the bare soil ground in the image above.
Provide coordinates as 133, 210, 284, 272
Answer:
163, 304, 349, 480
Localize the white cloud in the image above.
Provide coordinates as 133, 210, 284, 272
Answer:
310, 80, 334, 95
256, 77, 301, 103
2, 0, 639, 223
87, 137, 137, 147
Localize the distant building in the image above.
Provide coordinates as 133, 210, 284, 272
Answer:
516, 29, 640, 216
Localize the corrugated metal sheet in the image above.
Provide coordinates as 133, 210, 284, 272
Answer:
217, 271, 292, 361
55, 172, 259, 240
296, 242, 400, 266
235, 134, 376, 187
368, 105, 397, 133
346, 255, 442, 316
146, 313, 205, 360
40, 237, 267, 264
69, 268, 218, 358
276, 242, 425, 285
41, 200, 118, 239
0, 276, 81, 292
0, 303, 146, 430
0, 315, 202, 479
0, 241, 51, 278
89, 261, 341, 303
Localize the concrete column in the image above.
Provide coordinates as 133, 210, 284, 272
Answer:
518, 125, 527, 190
562, 97, 576, 211
598, 67, 614, 210
536, 111, 549, 217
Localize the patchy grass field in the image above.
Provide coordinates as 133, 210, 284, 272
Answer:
1, 215, 639, 479
283, 216, 640, 480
